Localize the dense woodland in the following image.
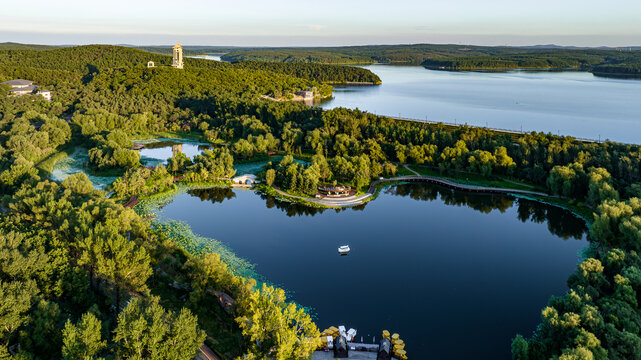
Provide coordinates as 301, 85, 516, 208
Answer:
221, 50, 375, 65
220, 44, 641, 77
0, 44, 640, 359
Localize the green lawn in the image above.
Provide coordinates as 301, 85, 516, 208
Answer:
406, 165, 546, 192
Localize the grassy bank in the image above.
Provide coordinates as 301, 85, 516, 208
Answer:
407, 164, 545, 192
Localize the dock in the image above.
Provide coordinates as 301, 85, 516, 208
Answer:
312, 342, 379, 360
312, 342, 403, 360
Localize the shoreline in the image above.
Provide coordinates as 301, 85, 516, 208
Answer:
261, 173, 593, 225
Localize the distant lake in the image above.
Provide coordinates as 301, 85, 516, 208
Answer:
158, 183, 588, 359
321, 66, 641, 144
189, 55, 223, 62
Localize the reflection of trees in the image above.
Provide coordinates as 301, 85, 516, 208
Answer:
260, 193, 345, 217
187, 185, 586, 240
188, 187, 236, 204
386, 183, 514, 214
388, 183, 587, 240
143, 141, 178, 149
516, 199, 587, 240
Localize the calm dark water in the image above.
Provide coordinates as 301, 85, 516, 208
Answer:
321, 66, 641, 144
158, 183, 588, 359
137, 140, 211, 167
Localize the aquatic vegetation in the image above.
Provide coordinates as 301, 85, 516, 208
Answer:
135, 184, 259, 280
51, 147, 119, 189
151, 220, 257, 279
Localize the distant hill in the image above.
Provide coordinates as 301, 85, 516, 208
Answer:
0, 42, 62, 51
125, 45, 234, 57
0, 44, 380, 86
2, 42, 640, 76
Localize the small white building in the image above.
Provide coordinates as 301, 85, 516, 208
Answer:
37, 89, 52, 101
232, 174, 257, 185
295, 90, 314, 100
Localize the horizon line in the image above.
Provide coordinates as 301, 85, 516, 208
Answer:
3, 41, 641, 49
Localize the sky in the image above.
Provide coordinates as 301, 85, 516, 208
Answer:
2, 0, 641, 47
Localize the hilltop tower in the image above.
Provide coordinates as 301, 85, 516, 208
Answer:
172, 42, 184, 69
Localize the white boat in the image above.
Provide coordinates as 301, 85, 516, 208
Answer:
338, 245, 350, 254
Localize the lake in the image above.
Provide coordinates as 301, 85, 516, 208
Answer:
321, 66, 641, 144
157, 183, 588, 359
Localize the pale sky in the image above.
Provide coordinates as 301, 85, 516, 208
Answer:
2, 0, 640, 47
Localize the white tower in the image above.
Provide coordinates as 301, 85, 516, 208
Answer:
172, 42, 184, 69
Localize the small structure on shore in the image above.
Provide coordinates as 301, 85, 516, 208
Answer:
377, 339, 391, 360
318, 184, 351, 196
334, 336, 349, 358
232, 174, 257, 185
313, 327, 406, 360
295, 90, 314, 100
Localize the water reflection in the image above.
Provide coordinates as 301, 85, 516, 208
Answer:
138, 140, 211, 167
516, 199, 587, 240
188, 183, 587, 240
386, 183, 514, 214
188, 187, 236, 204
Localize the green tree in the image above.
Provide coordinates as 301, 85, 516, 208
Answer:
547, 163, 587, 199
237, 284, 321, 359
93, 225, 151, 311
587, 167, 619, 206
167, 152, 192, 174
62, 312, 106, 360
265, 169, 276, 187
23, 300, 63, 356
113, 297, 205, 360
0, 280, 37, 346
511, 334, 528, 360
591, 198, 641, 250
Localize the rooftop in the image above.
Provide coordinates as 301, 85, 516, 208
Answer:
318, 184, 351, 192
232, 174, 257, 180
2, 79, 33, 86
312, 351, 378, 359
9, 85, 37, 92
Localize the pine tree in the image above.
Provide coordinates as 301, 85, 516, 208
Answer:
113, 297, 205, 360
62, 312, 106, 360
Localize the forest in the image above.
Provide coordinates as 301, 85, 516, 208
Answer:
219, 44, 641, 76
0, 44, 640, 359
